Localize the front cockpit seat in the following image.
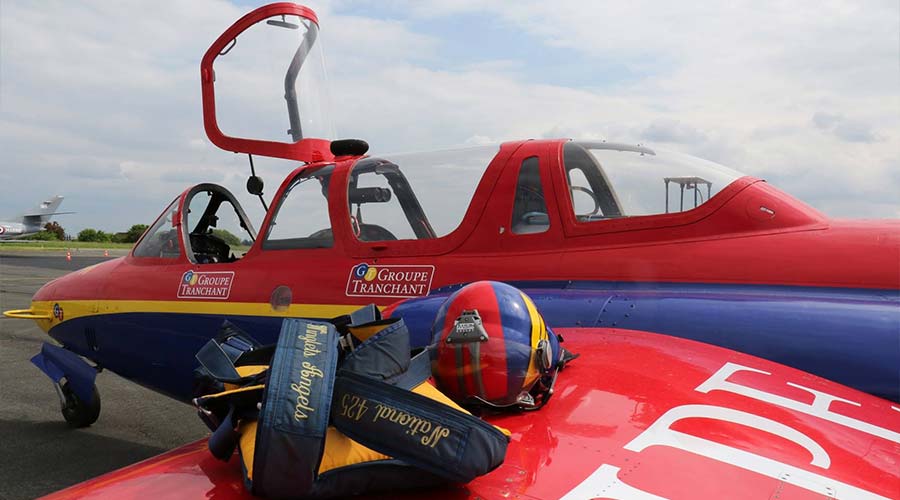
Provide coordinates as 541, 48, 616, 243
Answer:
307, 224, 397, 243
511, 212, 550, 234
190, 231, 232, 263
357, 223, 397, 241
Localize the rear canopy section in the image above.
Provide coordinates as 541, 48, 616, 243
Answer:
201, 3, 334, 162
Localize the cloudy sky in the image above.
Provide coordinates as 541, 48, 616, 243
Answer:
1, 0, 897, 234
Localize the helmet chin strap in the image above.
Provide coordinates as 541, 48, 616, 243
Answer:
526, 370, 559, 411
468, 394, 529, 411
524, 341, 579, 411
467, 369, 558, 412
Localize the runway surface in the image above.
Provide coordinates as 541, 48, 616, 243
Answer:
0, 252, 207, 499
0, 254, 112, 271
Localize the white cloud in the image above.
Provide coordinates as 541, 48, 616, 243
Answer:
373, 0, 900, 217
812, 112, 880, 143
642, 119, 709, 145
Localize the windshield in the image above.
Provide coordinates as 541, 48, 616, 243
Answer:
133, 198, 181, 258
564, 142, 744, 220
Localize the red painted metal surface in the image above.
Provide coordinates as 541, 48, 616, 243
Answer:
42, 329, 900, 499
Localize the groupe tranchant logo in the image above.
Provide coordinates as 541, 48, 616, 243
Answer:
177, 270, 235, 300
346, 263, 435, 298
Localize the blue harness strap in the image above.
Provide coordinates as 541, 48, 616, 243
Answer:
251, 318, 338, 498
340, 319, 411, 381
334, 318, 508, 483
332, 371, 508, 483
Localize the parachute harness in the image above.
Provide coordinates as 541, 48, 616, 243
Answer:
193, 307, 509, 499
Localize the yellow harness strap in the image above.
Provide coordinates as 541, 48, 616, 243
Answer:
224, 365, 268, 391
412, 381, 510, 437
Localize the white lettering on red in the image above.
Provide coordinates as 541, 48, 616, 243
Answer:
563, 363, 893, 499
560, 464, 666, 500
177, 271, 234, 300
624, 405, 831, 468
346, 265, 434, 298
695, 362, 900, 444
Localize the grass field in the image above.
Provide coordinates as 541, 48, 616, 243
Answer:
0, 240, 134, 251
0, 241, 255, 258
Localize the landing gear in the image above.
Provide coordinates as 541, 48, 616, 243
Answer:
30, 342, 103, 427
56, 380, 101, 428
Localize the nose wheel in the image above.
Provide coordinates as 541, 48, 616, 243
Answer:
56, 380, 101, 428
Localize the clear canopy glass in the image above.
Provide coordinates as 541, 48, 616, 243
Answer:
212, 14, 334, 143
564, 142, 744, 219
348, 146, 500, 241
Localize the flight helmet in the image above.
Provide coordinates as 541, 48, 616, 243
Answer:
431, 281, 562, 409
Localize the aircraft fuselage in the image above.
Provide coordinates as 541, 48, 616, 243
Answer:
24, 141, 900, 401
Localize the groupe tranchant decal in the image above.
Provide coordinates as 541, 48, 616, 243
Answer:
177, 270, 235, 300
345, 263, 435, 298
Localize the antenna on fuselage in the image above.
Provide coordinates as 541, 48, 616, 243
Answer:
246, 154, 268, 212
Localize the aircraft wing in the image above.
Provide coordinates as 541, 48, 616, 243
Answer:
23, 212, 75, 217
39, 328, 899, 500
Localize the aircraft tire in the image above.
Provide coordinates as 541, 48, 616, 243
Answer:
60, 381, 101, 428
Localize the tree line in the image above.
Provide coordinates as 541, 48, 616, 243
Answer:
28, 222, 150, 243
30, 222, 244, 246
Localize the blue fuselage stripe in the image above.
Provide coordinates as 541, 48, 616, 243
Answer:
48, 281, 900, 402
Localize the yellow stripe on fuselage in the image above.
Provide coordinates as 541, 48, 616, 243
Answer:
29, 300, 372, 333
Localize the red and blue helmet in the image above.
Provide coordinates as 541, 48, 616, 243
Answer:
431, 281, 562, 409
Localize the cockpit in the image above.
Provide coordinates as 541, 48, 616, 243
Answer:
562, 141, 742, 221
263, 146, 499, 249
344, 146, 500, 241
134, 140, 746, 262
183, 186, 257, 264
133, 185, 257, 264
346, 158, 436, 241
259, 141, 746, 250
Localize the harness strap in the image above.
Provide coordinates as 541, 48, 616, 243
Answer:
196, 338, 244, 384
251, 318, 338, 498
331, 303, 381, 334
333, 318, 508, 483
208, 406, 239, 460
340, 318, 410, 381
390, 350, 432, 390
332, 371, 508, 483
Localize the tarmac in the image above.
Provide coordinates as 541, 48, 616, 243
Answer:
0, 251, 208, 499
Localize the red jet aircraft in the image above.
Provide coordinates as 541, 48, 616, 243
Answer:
5, 3, 899, 498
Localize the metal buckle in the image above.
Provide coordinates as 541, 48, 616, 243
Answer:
446, 309, 489, 344
536, 339, 553, 371
338, 333, 355, 352
194, 401, 221, 428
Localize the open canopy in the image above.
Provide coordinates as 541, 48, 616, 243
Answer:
201, 3, 334, 162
